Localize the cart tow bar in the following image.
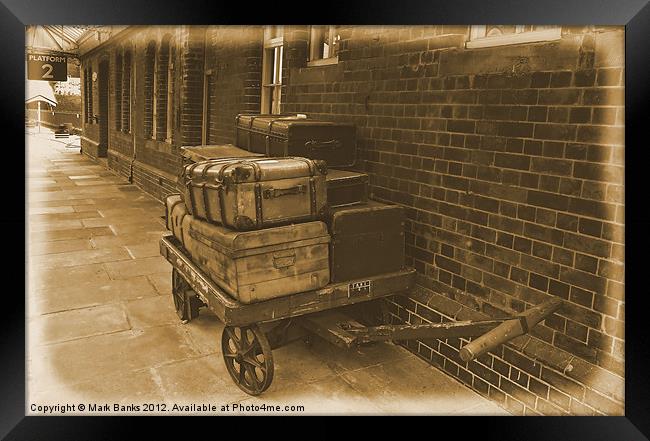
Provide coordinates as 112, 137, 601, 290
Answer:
342, 298, 563, 360
459, 297, 563, 362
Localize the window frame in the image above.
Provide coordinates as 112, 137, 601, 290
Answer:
466, 25, 562, 49
143, 41, 156, 139
114, 50, 122, 131
307, 25, 340, 67
261, 27, 284, 115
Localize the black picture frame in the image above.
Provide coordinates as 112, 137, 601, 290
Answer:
5, 0, 648, 438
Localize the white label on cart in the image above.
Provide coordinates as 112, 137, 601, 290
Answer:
348, 280, 371, 297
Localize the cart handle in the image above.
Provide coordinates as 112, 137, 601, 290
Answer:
459, 297, 563, 362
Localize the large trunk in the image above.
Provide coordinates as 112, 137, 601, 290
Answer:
235, 114, 356, 168
180, 157, 328, 230
327, 201, 406, 283
180, 215, 331, 304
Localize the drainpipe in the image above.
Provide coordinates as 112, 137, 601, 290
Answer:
129, 47, 137, 183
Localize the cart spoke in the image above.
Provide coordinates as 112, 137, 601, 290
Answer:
225, 327, 241, 351
245, 364, 261, 393
238, 362, 246, 384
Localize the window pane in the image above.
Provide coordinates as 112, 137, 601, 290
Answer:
485, 25, 518, 37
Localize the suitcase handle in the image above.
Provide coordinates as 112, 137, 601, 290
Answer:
273, 250, 296, 269
263, 184, 307, 199
305, 139, 342, 151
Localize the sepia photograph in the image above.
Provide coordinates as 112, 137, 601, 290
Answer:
23, 22, 627, 419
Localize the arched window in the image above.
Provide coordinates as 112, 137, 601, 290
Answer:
143, 41, 156, 138
156, 35, 174, 142
114, 51, 122, 131
122, 47, 132, 133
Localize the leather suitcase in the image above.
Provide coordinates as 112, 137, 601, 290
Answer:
327, 201, 406, 283
180, 144, 263, 165
165, 193, 187, 245
180, 215, 331, 303
180, 156, 328, 231
235, 114, 356, 168
326, 169, 368, 208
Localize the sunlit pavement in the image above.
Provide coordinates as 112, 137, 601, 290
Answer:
26, 127, 509, 415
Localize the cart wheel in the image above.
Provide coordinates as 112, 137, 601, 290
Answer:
172, 269, 190, 321
221, 324, 274, 396
171, 268, 205, 322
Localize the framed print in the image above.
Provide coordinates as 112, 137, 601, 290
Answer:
3, 0, 648, 437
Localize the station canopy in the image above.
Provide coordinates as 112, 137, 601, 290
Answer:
25, 80, 57, 107
26, 25, 97, 56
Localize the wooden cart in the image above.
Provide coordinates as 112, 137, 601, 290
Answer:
160, 233, 562, 396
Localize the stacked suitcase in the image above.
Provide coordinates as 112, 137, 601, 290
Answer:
165, 114, 407, 304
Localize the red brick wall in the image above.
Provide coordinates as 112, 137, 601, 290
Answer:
204, 26, 263, 144
280, 25, 624, 415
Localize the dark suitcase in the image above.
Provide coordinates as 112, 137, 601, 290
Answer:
181, 215, 330, 304
326, 169, 368, 208
180, 156, 328, 231
180, 144, 264, 165
235, 114, 357, 168
327, 201, 406, 283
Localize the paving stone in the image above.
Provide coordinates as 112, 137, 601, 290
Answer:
103, 256, 171, 280
124, 295, 181, 329
82, 215, 164, 228
337, 355, 501, 414
238, 376, 385, 414
29, 219, 85, 232
30, 247, 132, 269
147, 272, 172, 295
124, 241, 162, 259
29, 238, 93, 256
108, 222, 167, 236
30, 325, 197, 391
28, 368, 166, 411
29, 210, 102, 222
179, 314, 223, 355
31, 303, 131, 345
153, 354, 245, 406
29, 263, 112, 292
29, 226, 115, 243
69, 175, 101, 180
30, 198, 95, 208
32, 276, 160, 315
271, 340, 341, 388
90, 232, 165, 248
28, 205, 75, 215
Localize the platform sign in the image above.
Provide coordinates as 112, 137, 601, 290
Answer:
27, 53, 67, 81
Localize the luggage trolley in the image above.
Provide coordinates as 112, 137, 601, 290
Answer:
160, 234, 562, 396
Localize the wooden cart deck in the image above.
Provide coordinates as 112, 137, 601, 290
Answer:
159, 233, 416, 327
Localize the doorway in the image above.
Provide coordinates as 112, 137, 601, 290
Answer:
97, 59, 109, 157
